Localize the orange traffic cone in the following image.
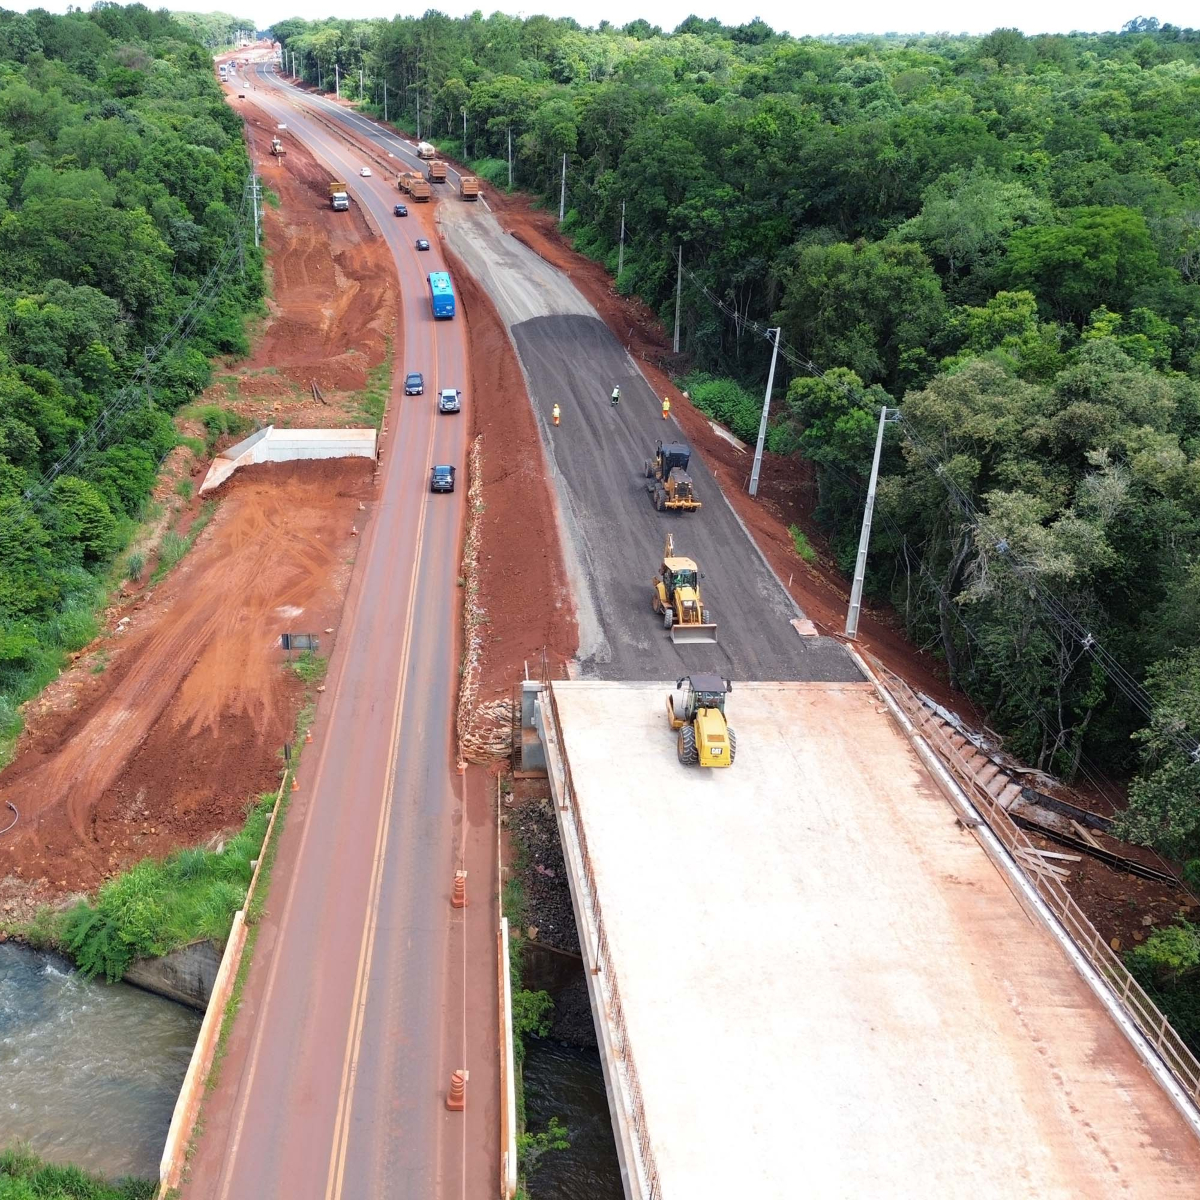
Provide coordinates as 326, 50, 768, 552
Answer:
451, 870, 468, 909
446, 1069, 468, 1111
290, 775, 299, 792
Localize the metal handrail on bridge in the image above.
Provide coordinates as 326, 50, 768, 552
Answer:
544, 682, 663, 1200
872, 658, 1200, 1111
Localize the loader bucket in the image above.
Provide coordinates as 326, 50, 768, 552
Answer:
670, 623, 719, 645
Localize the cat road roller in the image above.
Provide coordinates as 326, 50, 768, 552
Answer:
667, 675, 736, 767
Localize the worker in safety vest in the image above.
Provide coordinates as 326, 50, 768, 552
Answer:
552, 403, 561, 426
661, 395, 671, 420
611, 386, 620, 405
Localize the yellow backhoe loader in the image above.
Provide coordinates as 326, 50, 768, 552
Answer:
652, 533, 717, 644
667, 675, 736, 767
645, 441, 701, 512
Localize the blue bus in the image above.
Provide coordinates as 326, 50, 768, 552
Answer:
428, 272, 455, 320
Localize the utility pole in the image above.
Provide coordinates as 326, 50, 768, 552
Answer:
335, 63, 340, 99
360, 64, 364, 99
462, 106, 467, 149
617, 199, 625, 279
672, 245, 682, 354
748, 328, 781, 497
507, 127, 512, 188
250, 174, 260, 249
844, 405, 896, 640
559, 153, 567, 223
383, 80, 388, 122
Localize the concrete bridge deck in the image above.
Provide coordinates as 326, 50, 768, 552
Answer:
540, 678, 1200, 1200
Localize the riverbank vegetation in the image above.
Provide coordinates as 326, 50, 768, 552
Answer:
273, 14, 1200, 848
0, 4, 262, 763
0, 1146, 154, 1199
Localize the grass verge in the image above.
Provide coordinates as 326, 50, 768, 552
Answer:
0, 1145, 155, 1198
355, 346, 392, 428
151, 501, 217, 584
789, 524, 817, 563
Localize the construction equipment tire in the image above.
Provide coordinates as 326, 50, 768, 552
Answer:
678, 724, 698, 766
701, 608, 711, 624
655, 488, 665, 512
727, 728, 737, 765
663, 608, 674, 630
645, 460, 652, 478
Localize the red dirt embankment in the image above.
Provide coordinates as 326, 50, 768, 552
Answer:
482, 190, 964, 712
228, 100, 397, 417
0, 461, 372, 910
446, 243, 578, 699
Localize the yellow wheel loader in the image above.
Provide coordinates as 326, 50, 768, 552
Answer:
667, 675, 736, 767
652, 533, 718, 644
645, 441, 701, 512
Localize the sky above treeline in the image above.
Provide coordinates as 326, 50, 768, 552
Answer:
14, 0, 1186, 38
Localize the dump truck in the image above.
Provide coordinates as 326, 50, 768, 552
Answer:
270, 136, 286, 157
645, 441, 701, 512
427, 160, 447, 183
417, 141, 436, 159
667, 675, 736, 767
459, 175, 481, 200
329, 181, 349, 211
408, 176, 431, 202
652, 533, 718, 644
397, 172, 413, 193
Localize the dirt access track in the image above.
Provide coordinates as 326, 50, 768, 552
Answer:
0, 461, 372, 907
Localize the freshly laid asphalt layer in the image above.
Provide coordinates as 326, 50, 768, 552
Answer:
511, 314, 860, 682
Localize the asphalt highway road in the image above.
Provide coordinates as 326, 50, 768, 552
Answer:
255, 66, 860, 684
183, 61, 495, 1200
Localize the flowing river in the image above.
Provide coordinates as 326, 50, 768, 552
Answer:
523, 1038, 624, 1199
0, 942, 200, 1181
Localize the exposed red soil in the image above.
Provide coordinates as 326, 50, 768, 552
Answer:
223, 98, 397, 419
446, 243, 578, 699
0, 460, 372, 912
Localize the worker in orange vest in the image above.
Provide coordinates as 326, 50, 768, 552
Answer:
552, 403, 561, 426
661, 395, 671, 420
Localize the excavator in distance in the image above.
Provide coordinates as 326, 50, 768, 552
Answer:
652, 533, 718, 644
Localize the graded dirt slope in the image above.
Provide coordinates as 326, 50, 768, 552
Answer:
0, 460, 371, 904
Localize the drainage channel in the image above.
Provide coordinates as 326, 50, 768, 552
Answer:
0, 941, 199, 1180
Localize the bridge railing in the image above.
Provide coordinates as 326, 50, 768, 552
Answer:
871, 657, 1200, 1114
545, 683, 662, 1200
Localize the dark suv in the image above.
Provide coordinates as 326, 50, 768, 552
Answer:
404, 371, 423, 395
394, 203, 408, 216
430, 464, 455, 493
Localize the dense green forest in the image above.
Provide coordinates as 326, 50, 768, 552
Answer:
275, 12, 1200, 862
171, 10, 257, 50
0, 3, 261, 754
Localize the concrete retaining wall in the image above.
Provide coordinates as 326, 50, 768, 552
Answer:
125, 939, 223, 1011
199, 425, 377, 493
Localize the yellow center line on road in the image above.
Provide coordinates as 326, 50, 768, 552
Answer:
323, 402, 438, 1200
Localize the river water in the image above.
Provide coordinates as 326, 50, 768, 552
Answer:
523, 1038, 623, 1199
0, 942, 200, 1180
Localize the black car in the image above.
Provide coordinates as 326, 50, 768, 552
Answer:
415, 238, 430, 251
394, 203, 408, 217
430, 464, 455, 493
404, 371, 423, 395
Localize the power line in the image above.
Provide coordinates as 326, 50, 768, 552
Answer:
22, 180, 256, 505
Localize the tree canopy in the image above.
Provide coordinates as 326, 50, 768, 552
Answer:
0, 3, 260, 733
